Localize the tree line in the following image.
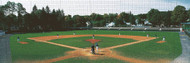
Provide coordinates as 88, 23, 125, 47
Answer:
0, 1, 190, 32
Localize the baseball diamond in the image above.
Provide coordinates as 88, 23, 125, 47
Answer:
10, 30, 182, 63
1, 0, 190, 63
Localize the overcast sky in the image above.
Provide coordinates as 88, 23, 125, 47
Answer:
0, 0, 190, 16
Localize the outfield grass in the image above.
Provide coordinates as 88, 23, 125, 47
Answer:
54, 57, 128, 63
50, 36, 136, 48
10, 30, 182, 62
10, 35, 73, 62
114, 31, 181, 60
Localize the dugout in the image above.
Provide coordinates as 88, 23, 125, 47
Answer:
181, 22, 190, 37
181, 22, 190, 30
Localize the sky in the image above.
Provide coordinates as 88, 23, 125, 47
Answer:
0, 0, 190, 16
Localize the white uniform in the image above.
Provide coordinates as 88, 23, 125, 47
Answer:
163, 37, 165, 41
96, 43, 99, 53
17, 37, 20, 42
96, 46, 98, 53
92, 35, 95, 39
73, 33, 75, 35
17, 39, 19, 42
57, 34, 59, 38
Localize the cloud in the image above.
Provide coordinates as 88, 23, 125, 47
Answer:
0, 0, 189, 15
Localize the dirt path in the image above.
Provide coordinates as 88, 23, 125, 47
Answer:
172, 32, 190, 63
27, 34, 157, 63
28, 38, 82, 50
0, 34, 12, 63
156, 41, 166, 43
19, 42, 28, 44
104, 37, 156, 49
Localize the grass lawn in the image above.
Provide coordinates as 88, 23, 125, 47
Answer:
50, 36, 136, 48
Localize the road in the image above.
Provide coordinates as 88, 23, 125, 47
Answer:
172, 32, 190, 63
0, 34, 12, 63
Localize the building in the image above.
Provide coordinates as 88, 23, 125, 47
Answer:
106, 22, 115, 27
181, 22, 190, 30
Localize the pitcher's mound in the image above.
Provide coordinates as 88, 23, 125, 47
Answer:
86, 39, 101, 44
157, 41, 166, 43
19, 42, 28, 44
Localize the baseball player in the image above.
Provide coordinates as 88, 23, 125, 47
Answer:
96, 42, 99, 53
147, 34, 149, 38
91, 45, 95, 54
119, 33, 121, 35
163, 36, 165, 41
92, 34, 95, 39
57, 34, 59, 38
73, 32, 76, 35
17, 36, 20, 42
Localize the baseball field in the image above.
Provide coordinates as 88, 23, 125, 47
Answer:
10, 30, 182, 63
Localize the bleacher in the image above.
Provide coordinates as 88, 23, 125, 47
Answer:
92, 27, 180, 31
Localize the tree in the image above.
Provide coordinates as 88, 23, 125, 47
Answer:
0, 1, 27, 31
171, 5, 188, 25
3, 1, 17, 15
0, 9, 6, 30
32, 5, 38, 13
17, 12, 23, 28
147, 9, 160, 26
187, 9, 190, 21
115, 12, 128, 26
160, 11, 172, 26
73, 15, 87, 27
90, 13, 105, 27
120, 12, 129, 22
129, 14, 136, 25
24, 13, 32, 31
65, 15, 74, 28
103, 13, 109, 23
50, 9, 58, 30
45, 6, 50, 13
137, 14, 147, 24
17, 3, 27, 15
39, 7, 48, 30
56, 9, 65, 30
6, 14, 17, 31
90, 13, 98, 21
108, 13, 118, 22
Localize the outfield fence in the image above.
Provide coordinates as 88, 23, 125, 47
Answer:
92, 27, 180, 31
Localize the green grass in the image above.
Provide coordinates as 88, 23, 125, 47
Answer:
54, 57, 128, 63
114, 31, 181, 60
10, 35, 74, 62
10, 30, 182, 62
50, 36, 136, 48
